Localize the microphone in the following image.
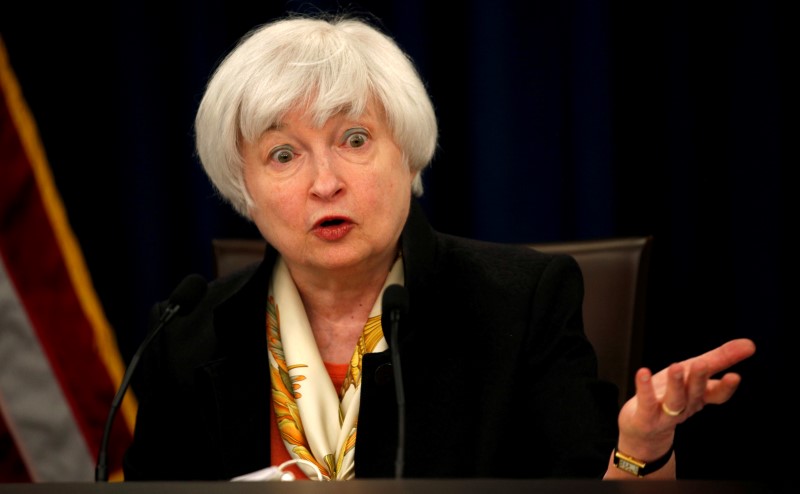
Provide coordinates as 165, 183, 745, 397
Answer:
95, 273, 208, 482
381, 284, 409, 479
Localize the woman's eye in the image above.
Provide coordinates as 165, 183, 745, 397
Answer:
344, 129, 368, 148
270, 147, 294, 164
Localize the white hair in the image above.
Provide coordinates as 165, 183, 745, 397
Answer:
195, 15, 438, 217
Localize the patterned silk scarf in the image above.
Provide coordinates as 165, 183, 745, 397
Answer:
266, 256, 404, 480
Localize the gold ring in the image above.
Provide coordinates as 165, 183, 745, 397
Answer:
661, 403, 685, 417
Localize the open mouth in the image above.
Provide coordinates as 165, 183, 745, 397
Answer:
320, 218, 345, 227
313, 217, 353, 241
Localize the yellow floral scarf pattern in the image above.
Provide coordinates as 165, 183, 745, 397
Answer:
266, 257, 404, 480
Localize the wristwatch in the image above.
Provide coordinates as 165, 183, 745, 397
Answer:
613, 445, 674, 477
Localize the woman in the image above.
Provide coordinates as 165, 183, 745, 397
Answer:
123, 14, 755, 481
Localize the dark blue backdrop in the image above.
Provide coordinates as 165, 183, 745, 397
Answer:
1, 0, 788, 481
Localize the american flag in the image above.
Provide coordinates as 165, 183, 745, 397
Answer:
0, 36, 134, 482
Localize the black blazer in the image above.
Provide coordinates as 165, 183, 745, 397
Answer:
123, 200, 619, 481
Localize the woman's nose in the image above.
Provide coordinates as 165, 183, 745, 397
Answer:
308, 153, 344, 200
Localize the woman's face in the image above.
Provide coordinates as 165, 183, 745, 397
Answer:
241, 102, 414, 277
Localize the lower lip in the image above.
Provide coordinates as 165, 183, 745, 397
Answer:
313, 223, 354, 241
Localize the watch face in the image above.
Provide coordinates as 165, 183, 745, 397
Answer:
614, 450, 647, 477
615, 457, 642, 477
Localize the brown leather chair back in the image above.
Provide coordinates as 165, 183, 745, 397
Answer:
211, 235, 653, 407
211, 238, 268, 279
529, 236, 652, 406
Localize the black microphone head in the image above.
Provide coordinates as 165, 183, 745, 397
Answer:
382, 284, 409, 314
169, 273, 208, 315
381, 284, 409, 339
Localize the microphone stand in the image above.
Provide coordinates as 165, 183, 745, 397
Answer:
95, 273, 207, 482
94, 304, 180, 482
389, 307, 406, 479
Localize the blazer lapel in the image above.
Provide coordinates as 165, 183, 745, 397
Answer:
199, 254, 275, 478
